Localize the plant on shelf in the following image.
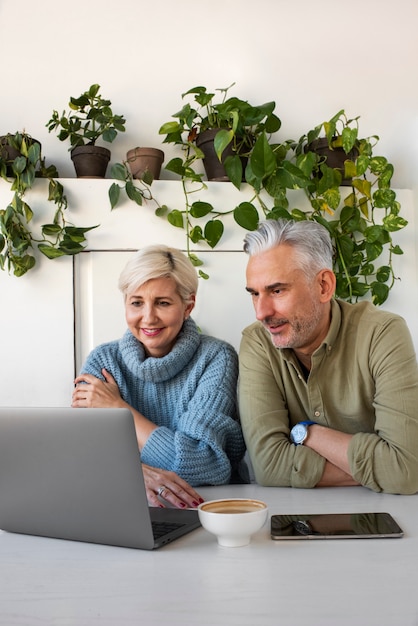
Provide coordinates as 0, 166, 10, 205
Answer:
0, 131, 97, 277
287, 109, 407, 305
157, 83, 305, 277
46, 83, 126, 178
108, 158, 166, 215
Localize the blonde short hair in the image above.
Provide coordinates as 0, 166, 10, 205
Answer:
118, 245, 198, 303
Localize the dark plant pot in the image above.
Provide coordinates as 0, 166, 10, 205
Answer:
196, 128, 247, 182
0, 135, 41, 177
71, 145, 111, 178
126, 147, 164, 180
307, 137, 358, 186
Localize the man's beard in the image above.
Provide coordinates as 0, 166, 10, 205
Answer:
263, 301, 323, 350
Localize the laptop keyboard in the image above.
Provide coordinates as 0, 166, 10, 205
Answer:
152, 521, 185, 539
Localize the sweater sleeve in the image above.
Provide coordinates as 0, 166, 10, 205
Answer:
140, 342, 246, 486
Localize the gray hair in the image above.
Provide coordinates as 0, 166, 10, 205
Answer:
243, 218, 333, 275
118, 245, 198, 303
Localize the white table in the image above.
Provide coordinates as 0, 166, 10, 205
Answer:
0, 484, 416, 626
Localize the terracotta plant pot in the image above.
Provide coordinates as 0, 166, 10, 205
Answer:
71, 145, 111, 178
307, 137, 358, 186
196, 128, 247, 182
126, 147, 164, 181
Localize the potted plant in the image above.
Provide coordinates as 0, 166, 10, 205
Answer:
159, 83, 282, 186
156, 84, 300, 275
0, 131, 97, 276
287, 109, 408, 305
46, 83, 126, 178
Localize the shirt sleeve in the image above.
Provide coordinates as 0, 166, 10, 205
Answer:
347, 316, 418, 494
238, 324, 325, 488
140, 343, 246, 486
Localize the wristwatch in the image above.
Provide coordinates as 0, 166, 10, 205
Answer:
290, 420, 316, 445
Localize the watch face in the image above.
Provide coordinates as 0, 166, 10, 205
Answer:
291, 423, 307, 445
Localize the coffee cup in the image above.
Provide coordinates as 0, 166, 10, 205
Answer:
198, 498, 268, 547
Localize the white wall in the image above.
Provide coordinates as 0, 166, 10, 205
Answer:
0, 0, 417, 187
1, 0, 418, 406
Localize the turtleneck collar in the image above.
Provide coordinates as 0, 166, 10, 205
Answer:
119, 317, 201, 382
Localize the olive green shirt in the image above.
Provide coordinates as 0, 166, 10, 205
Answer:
238, 299, 418, 494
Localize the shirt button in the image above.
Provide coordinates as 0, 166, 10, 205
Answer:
314, 411, 321, 417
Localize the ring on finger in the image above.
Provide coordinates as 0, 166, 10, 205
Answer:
157, 485, 169, 497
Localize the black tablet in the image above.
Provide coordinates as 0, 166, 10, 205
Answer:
271, 512, 404, 540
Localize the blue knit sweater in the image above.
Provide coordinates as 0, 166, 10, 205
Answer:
80, 318, 246, 486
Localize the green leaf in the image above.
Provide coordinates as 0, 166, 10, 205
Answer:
317, 165, 341, 194
142, 170, 154, 185
189, 225, 204, 243
365, 240, 383, 262
64, 225, 98, 237
204, 219, 224, 248
190, 201, 214, 218
167, 210, 184, 228
159, 121, 182, 135
102, 128, 117, 143
42, 224, 62, 237
126, 181, 143, 205
291, 208, 310, 221
360, 262, 375, 276
267, 207, 292, 221
376, 266, 391, 283
233, 202, 259, 230
22, 201, 33, 223
13, 254, 35, 276
224, 155, 243, 190
391, 244, 403, 255
355, 154, 369, 176
109, 183, 121, 209
28, 142, 41, 165
341, 127, 358, 153
340, 205, 361, 232
336, 234, 355, 265
365, 224, 387, 244
371, 281, 389, 306
188, 253, 204, 267
155, 205, 168, 217
38, 244, 66, 259
165, 158, 186, 177
296, 151, 316, 178
322, 188, 341, 211
344, 160, 357, 179
213, 129, 233, 161
250, 132, 276, 179
280, 161, 310, 190
352, 178, 371, 198
110, 163, 127, 181
373, 189, 396, 208
12, 156, 27, 174
369, 156, 388, 174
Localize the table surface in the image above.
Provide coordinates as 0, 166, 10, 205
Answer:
0, 483, 417, 626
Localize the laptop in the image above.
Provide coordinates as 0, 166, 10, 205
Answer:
0, 407, 201, 549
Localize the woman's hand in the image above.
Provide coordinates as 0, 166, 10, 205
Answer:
72, 369, 126, 408
143, 464, 204, 509
72, 368, 158, 451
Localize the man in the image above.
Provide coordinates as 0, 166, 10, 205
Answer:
238, 218, 418, 494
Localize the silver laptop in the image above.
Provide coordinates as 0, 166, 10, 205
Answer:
0, 407, 201, 549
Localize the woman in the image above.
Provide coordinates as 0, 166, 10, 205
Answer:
72, 245, 246, 508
